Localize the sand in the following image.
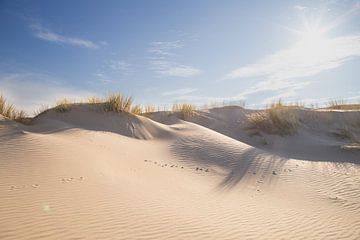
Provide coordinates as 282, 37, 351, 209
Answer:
1, 105, 359, 239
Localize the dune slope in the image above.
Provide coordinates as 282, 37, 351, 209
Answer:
1, 107, 360, 240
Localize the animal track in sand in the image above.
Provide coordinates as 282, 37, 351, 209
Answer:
143, 159, 209, 173
9, 176, 85, 190
61, 177, 85, 183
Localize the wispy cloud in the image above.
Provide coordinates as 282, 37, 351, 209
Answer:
109, 61, 134, 75
148, 40, 202, 77
161, 88, 197, 96
148, 41, 183, 56
224, 34, 360, 98
30, 23, 99, 49
294, 5, 308, 11
94, 72, 116, 84
94, 60, 134, 84
150, 60, 202, 77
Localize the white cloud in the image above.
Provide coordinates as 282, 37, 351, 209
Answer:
148, 40, 202, 77
148, 41, 183, 56
94, 72, 117, 84
99, 41, 109, 46
294, 5, 308, 11
161, 88, 198, 96
30, 23, 99, 49
224, 35, 360, 97
94, 60, 135, 84
150, 60, 202, 77
109, 61, 134, 75
261, 90, 298, 105
0, 72, 95, 114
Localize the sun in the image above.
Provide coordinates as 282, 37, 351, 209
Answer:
294, 26, 330, 61
300, 28, 325, 43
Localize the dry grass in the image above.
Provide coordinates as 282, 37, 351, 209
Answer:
131, 105, 143, 115
104, 94, 133, 113
0, 95, 29, 124
333, 126, 360, 144
144, 105, 157, 114
54, 98, 73, 113
33, 104, 50, 117
172, 103, 196, 119
246, 101, 299, 135
326, 100, 360, 110
0, 95, 15, 118
88, 96, 103, 104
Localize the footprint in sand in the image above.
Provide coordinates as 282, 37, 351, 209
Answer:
31, 184, 39, 188
195, 167, 209, 172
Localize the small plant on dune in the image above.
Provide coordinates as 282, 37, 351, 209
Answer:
131, 105, 143, 115
172, 103, 196, 119
246, 100, 299, 136
0, 95, 16, 118
87, 96, 103, 104
54, 98, 73, 113
334, 126, 360, 145
13, 110, 31, 124
0, 95, 29, 124
144, 105, 157, 114
326, 99, 360, 110
33, 104, 50, 117
104, 94, 133, 113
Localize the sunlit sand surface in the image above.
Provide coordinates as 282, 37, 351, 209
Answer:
1, 106, 359, 239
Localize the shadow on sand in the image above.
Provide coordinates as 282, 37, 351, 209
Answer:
170, 134, 286, 190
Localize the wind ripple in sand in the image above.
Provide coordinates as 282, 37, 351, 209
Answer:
170, 132, 286, 189
1, 113, 360, 239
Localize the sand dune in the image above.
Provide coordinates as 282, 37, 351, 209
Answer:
1, 106, 360, 239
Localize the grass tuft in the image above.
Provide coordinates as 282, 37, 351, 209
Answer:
172, 103, 196, 119
54, 98, 73, 113
326, 99, 360, 110
246, 100, 299, 135
0, 95, 29, 123
144, 105, 157, 114
104, 94, 133, 113
33, 104, 50, 117
131, 105, 143, 115
87, 96, 103, 104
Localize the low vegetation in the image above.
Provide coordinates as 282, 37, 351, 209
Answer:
144, 105, 157, 113
33, 104, 50, 117
326, 100, 360, 110
104, 94, 133, 113
0, 95, 29, 124
87, 96, 103, 104
130, 105, 143, 115
172, 103, 196, 119
2, 91, 360, 132
246, 100, 300, 136
334, 126, 360, 145
54, 98, 73, 113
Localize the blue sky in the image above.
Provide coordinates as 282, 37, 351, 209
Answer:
1, 0, 359, 112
